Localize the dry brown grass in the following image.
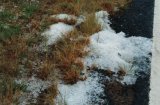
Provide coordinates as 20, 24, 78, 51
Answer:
53, 1, 77, 15
37, 84, 58, 105
0, 0, 131, 104
79, 14, 101, 35
63, 69, 80, 84
51, 0, 100, 15
48, 15, 101, 84
35, 57, 55, 80
114, 0, 132, 8
0, 36, 28, 77
51, 0, 131, 15
102, 0, 132, 14
50, 30, 90, 84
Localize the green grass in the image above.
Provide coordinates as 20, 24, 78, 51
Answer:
0, 22, 20, 40
0, 9, 19, 40
22, 2, 39, 19
0, 10, 14, 22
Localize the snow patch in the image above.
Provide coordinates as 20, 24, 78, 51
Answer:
26, 76, 50, 98
76, 15, 86, 26
51, 14, 85, 27
84, 30, 151, 84
42, 22, 73, 45
16, 77, 50, 105
56, 73, 104, 105
51, 14, 77, 21
121, 75, 137, 85
95, 11, 115, 32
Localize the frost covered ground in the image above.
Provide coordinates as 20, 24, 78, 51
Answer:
55, 32, 151, 104
15, 76, 51, 105
16, 10, 152, 105
56, 72, 105, 105
41, 11, 152, 105
42, 23, 73, 45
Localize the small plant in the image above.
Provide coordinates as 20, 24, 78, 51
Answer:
118, 64, 135, 76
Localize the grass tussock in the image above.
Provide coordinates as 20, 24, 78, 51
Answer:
79, 14, 101, 35
51, 30, 90, 84
37, 84, 58, 105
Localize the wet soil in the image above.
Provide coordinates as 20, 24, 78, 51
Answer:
96, 69, 150, 105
